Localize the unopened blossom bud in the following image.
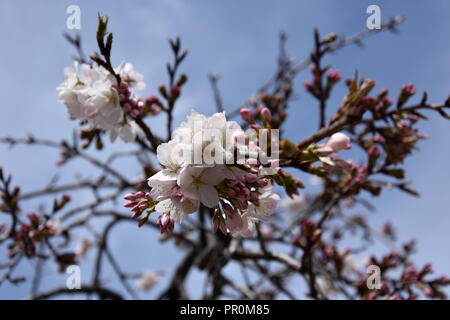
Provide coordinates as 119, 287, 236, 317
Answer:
156, 213, 174, 234
146, 95, 158, 105
317, 132, 351, 155
325, 132, 351, 152
135, 191, 145, 198
158, 84, 167, 98
401, 83, 417, 97
378, 88, 389, 98
124, 193, 137, 201
171, 85, 181, 97
150, 104, 162, 115
240, 108, 253, 123
383, 97, 393, 107
261, 107, 272, 123
326, 69, 341, 83
124, 200, 137, 208
398, 84, 417, 108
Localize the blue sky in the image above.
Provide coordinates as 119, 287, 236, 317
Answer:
0, 0, 449, 299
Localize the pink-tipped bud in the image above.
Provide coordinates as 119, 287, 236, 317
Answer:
324, 132, 351, 152
171, 85, 181, 96
401, 83, 416, 97
146, 95, 158, 104
150, 104, 162, 115
326, 69, 341, 83
157, 213, 174, 234
124, 200, 137, 208
123, 193, 136, 201
260, 107, 272, 122
240, 108, 253, 123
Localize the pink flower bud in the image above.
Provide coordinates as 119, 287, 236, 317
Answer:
401, 83, 416, 97
324, 132, 351, 152
260, 107, 272, 122
135, 191, 145, 198
157, 213, 174, 234
240, 108, 253, 122
326, 69, 341, 83
150, 104, 162, 115
123, 193, 136, 201
146, 95, 158, 104
171, 85, 181, 96
124, 200, 137, 208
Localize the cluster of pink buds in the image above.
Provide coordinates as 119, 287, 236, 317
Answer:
145, 95, 162, 115
114, 81, 145, 117
156, 213, 174, 234
123, 191, 154, 221
398, 83, 417, 108
239, 103, 286, 128
400, 83, 417, 97
304, 68, 341, 98
223, 175, 269, 210
8, 213, 61, 258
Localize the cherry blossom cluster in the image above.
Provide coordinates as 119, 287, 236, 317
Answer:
124, 111, 280, 236
57, 61, 145, 142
